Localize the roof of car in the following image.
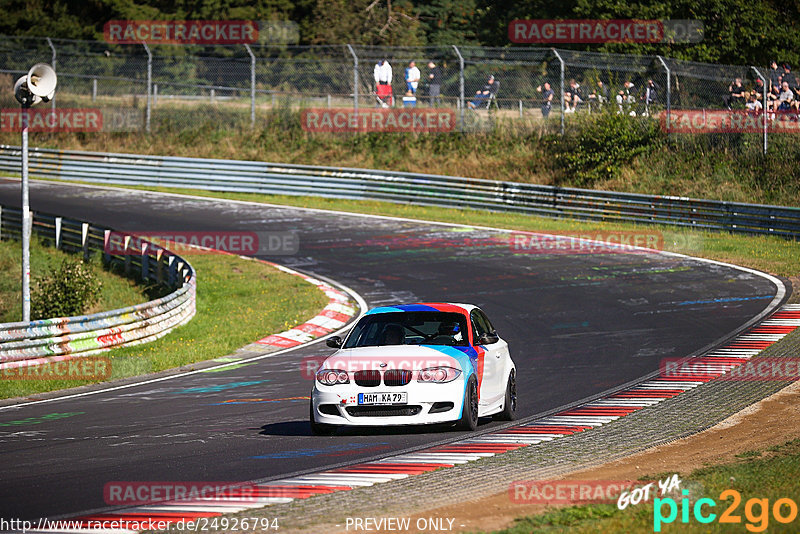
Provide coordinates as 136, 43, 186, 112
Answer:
364, 303, 477, 316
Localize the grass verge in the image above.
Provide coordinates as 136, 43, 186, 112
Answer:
0, 236, 149, 323
0, 251, 328, 399
488, 438, 800, 533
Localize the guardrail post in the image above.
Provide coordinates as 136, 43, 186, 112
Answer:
156, 248, 164, 284
55, 217, 62, 249
82, 222, 90, 261
124, 235, 131, 275
47, 37, 56, 111
168, 254, 176, 286
346, 44, 358, 111
551, 49, 565, 136
751, 66, 768, 154
142, 42, 152, 133
453, 45, 465, 130
103, 229, 110, 264
656, 56, 671, 136
244, 44, 256, 126
141, 241, 149, 281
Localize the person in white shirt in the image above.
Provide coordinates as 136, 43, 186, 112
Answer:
745, 92, 763, 113
374, 59, 392, 87
405, 61, 420, 94
374, 59, 393, 107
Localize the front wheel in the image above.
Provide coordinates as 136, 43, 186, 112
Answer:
494, 370, 517, 421
457, 376, 479, 431
309, 402, 337, 435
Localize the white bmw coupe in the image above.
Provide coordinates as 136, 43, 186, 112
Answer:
310, 303, 516, 434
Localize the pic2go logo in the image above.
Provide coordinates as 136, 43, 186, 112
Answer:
653, 489, 799, 532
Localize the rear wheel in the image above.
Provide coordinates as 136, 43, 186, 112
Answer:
457, 376, 479, 431
494, 370, 517, 421
309, 402, 337, 435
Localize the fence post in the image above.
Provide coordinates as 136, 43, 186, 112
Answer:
142, 42, 152, 133
656, 56, 671, 136
0, 205, 3, 241
244, 44, 256, 126
453, 45, 465, 130
92, 78, 97, 102
751, 66, 768, 154
551, 49, 565, 135
346, 44, 358, 111
47, 37, 56, 111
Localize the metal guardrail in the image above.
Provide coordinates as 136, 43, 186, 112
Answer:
0, 204, 196, 368
1, 145, 799, 239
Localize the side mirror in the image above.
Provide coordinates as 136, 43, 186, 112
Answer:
478, 332, 499, 345
326, 336, 343, 349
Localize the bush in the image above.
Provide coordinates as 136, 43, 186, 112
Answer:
546, 111, 664, 187
31, 257, 102, 320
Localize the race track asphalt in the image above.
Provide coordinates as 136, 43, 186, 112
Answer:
0, 180, 784, 520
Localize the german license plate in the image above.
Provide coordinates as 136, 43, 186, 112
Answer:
358, 392, 407, 405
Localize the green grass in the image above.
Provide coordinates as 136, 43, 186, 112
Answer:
40, 181, 800, 279
0, 236, 148, 323
487, 439, 800, 533
0, 251, 328, 399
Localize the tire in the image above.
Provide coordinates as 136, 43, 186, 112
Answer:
494, 370, 517, 421
457, 376, 479, 431
309, 402, 337, 436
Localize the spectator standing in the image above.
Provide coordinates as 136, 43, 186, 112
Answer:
768, 61, 782, 91
374, 59, 393, 107
405, 61, 420, 94
782, 64, 797, 90
616, 81, 636, 114
640, 79, 659, 115
537, 82, 554, 117
427, 61, 442, 107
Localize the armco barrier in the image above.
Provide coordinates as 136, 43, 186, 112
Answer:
1, 145, 799, 238
0, 204, 196, 369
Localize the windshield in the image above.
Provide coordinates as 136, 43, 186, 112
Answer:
343, 311, 469, 348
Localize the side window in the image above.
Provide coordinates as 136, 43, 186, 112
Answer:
477, 310, 496, 334
471, 310, 489, 342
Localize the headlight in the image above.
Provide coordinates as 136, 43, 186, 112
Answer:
417, 366, 461, 383
316, 369, 350, 385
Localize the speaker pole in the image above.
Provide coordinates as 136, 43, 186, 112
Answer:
21, 101, 31, 322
